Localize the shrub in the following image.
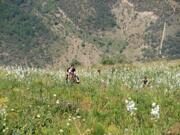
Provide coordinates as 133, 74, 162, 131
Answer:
92, 123, 105, 135
142, 47, 157, 59
101, 56, 115, 65
70, 59, 81, 66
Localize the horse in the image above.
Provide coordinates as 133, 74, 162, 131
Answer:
66, 73, 80, 84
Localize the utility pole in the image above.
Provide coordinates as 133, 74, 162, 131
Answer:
159, 22, 166, 56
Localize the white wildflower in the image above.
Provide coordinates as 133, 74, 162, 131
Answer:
56, 100, 60, 104
68, 118, 72, 121
77, 115, 81, 119
36, 114, 40, 118
82, 118, 86, 122
59, 129, 64, 133
124, 128, 128, 132
11, 108, 15, 111
125, 98, 137, 115
66, 122, 70, 126
125, 99, 128, 104
151, 103, 160, 119
152, 102, 156, 107
76, 108, 80, 113
101, 79, 105, 83
0, 108, 6, 116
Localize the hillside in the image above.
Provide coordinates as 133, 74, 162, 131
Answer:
0, 0, 180, 67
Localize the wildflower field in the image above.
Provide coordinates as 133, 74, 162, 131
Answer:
0, 61, 180, 135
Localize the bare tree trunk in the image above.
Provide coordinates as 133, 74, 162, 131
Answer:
159, 22, 166, 56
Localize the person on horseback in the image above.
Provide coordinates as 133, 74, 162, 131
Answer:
66, 64, 80, 83
142, 76, 149, 87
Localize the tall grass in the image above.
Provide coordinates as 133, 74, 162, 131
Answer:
0, 62, 179, 135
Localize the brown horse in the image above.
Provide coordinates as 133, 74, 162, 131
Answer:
66, 73, 80, 84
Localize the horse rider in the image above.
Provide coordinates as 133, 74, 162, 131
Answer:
66, 64, 80, 83
142, 76, 149, 87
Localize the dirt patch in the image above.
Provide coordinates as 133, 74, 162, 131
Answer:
80, 97, 92, 111
165, 122, 180, 135
57, 35, 102, 67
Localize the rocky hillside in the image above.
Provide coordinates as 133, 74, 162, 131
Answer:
0, 0, 179, 67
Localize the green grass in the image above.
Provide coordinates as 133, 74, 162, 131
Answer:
0, 61, 180, 135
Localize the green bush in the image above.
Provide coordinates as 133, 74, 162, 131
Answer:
92, 123, 105, 135
142, 47, 157, 59
101, 56, 115, 65
70, 59, 81, 66
162, 33, 180, 59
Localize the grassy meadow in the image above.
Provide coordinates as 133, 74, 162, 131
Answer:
0, 61, 180, 135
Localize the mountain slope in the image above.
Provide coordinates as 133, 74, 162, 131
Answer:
0, 0, 179, 67
0, 0, 56, 67
108, 0, 180, 60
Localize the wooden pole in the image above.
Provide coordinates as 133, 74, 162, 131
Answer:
159, 22, 166, 56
